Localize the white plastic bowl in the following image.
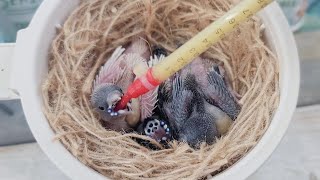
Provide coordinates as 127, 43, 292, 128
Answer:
10, 0, 300, 179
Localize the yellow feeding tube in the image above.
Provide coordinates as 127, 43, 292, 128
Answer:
115, 0, 274, 110
152, 0, 274, 82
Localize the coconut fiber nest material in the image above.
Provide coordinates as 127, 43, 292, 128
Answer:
42, 0, 279, 179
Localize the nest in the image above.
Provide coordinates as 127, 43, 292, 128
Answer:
42, 0, 279, 179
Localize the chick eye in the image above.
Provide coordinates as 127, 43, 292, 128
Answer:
98, 106, 105, 111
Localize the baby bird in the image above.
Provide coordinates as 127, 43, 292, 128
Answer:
158, 57, 241, 147
159, 74, 217, 147
181, 58, 241, 120
91, 38, 161, 131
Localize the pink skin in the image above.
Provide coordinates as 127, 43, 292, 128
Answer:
92, 38, 159, 131
151, 128, 167, 142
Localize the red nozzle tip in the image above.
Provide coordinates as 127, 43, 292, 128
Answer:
114, 68, 161, 111
115, 94, 131, 111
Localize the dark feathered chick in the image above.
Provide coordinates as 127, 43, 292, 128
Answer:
180, 57, 241, 120
159, 75, 218, 147
158, 57, 241, 147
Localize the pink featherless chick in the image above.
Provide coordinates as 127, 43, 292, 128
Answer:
91, 38, 163, 132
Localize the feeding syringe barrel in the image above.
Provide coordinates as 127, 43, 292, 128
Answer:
115, 0, 274, 110
152, 0, 273, 81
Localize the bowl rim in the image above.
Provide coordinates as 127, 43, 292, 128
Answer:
214, 3, 300, 179
13, 1, 300, 180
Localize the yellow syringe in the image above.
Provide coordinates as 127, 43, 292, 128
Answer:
115, 0, 274, 110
